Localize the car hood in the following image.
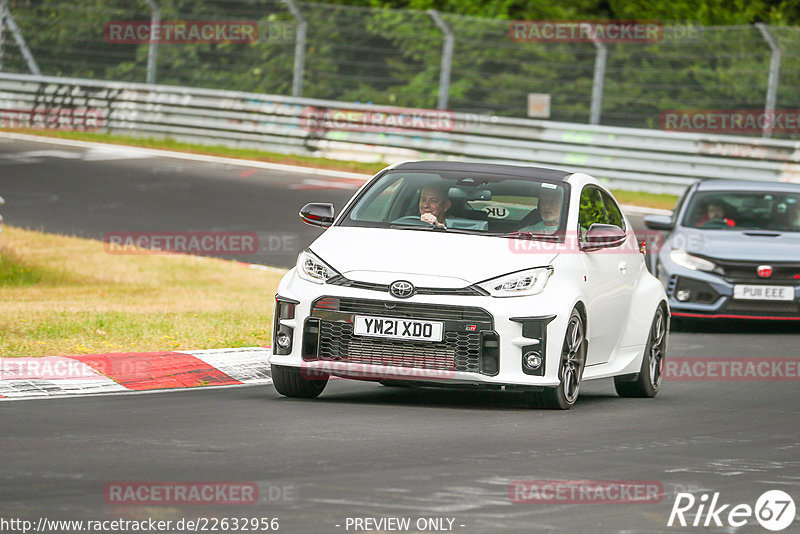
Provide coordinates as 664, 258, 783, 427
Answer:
676, 228, 800, 262
310, 227, 559, 286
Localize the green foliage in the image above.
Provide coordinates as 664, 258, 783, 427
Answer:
4, 0, 799, 136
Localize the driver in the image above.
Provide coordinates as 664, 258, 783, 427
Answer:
698, 201, 736, 227
419, 185, 451, 227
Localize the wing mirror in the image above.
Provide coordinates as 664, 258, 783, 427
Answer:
583, 223, 626, 251
643, 214, 674, 231
299, 203, 335, 228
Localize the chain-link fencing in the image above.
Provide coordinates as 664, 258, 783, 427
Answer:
1, 0, 799, 137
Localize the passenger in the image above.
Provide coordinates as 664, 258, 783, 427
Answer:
521, 186, 563, 234
787, 201, 800, 230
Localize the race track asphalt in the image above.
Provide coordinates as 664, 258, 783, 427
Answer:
1, 135, 798, 533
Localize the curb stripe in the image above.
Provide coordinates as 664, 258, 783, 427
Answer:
68, 352, 242, 390
1, 348, 271, 401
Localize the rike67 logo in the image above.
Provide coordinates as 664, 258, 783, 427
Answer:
668, 490, 796, 531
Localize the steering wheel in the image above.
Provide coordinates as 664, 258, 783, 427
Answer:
392, 215, 431, 227
700, 218, 732, 228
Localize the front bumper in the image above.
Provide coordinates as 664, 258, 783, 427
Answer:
268, 270, 582, 387
657, 257, 800, 320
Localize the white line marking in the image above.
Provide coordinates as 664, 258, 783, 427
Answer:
0, 132, 370, 180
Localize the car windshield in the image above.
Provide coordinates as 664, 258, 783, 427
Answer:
682, 190, 800, 232
339, 170, 569, 239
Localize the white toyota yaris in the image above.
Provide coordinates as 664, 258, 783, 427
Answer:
270, 161, 669, 409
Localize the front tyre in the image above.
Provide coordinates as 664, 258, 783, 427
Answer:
531, 309, 586, 410
614, 305, 667, 398
271, 364, 329, 398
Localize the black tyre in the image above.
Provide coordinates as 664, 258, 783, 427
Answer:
271, 364, 328, 399
531, 308, 586, 410
614, 305, 668, 398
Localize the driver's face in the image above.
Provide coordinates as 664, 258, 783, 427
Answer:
539, 190, 562, 224
707, 204, 725, 219
419, 187, 450, 223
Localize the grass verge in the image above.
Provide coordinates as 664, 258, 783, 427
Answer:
0, 226, 285, 357
2, 129, 679, 210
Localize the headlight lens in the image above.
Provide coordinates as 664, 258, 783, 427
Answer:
477, 267, 553, 297
296, 249, 339, 284
669, 249, 717, 272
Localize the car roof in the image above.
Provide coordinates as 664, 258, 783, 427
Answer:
695, 179, 800, 193
391, 161, 572, 181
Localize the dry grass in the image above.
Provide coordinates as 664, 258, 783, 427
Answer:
0, 226, 286, 357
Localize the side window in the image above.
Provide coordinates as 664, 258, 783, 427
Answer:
578, 187, 607, 239
601, 191, 625, 230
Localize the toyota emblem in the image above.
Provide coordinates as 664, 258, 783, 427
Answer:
757, 265, 773, 278
389, 280, 415, 299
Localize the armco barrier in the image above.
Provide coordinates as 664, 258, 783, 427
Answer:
1, 72, 799, 195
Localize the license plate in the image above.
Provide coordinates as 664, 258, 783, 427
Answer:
353, 315, 444, 342
733, 285, 794, 301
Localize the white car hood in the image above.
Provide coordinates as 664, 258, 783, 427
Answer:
309, 227, 558, 286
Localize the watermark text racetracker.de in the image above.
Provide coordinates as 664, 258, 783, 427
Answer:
0, 516, 281, 533
661, 109, 800, 135
300, 106, 494, 134
0, 357, 150, 381
665, 357, 800, 381
507, 229, 673, 255
103, 231, 298, 257
104, 20, 258, 44
104, 481, 295, 505
509, 480, 663, 504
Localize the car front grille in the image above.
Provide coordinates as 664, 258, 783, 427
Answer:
723, 299, 800, 316
305, 297, 493, 374
326, 275, 487, 296
715, 260, 800, 284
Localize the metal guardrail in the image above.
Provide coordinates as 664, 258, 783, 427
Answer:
1, 72, 799, 195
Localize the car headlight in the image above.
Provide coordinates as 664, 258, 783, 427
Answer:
477, 267, 553, 297
669, 249, 717, 272
296, 249, 339, 284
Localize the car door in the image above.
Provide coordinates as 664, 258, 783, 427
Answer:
579, 186, 636, 366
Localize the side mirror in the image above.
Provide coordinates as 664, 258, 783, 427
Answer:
643, 214, 674, 231
299, 203, 335, 228
583, 223, 626, 251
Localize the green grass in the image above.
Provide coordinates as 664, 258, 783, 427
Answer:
611, 190, 678, 211
0, 226, 285, 357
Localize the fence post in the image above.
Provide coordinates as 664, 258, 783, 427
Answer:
1, 0, 40, 75
282, 0, 306, 97
589, 25, 606, 125
427, 10, 453, 110
755, 23, 781, 139
144, 0, 160, 84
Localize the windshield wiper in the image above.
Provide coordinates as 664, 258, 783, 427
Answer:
390, 223, 449, 232
494, 231, 560, 241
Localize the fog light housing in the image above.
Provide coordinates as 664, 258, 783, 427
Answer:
273, 295, 298, 355
523, 351, 543, 371
676, 289, 691, 302
276, 331, 291, 350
